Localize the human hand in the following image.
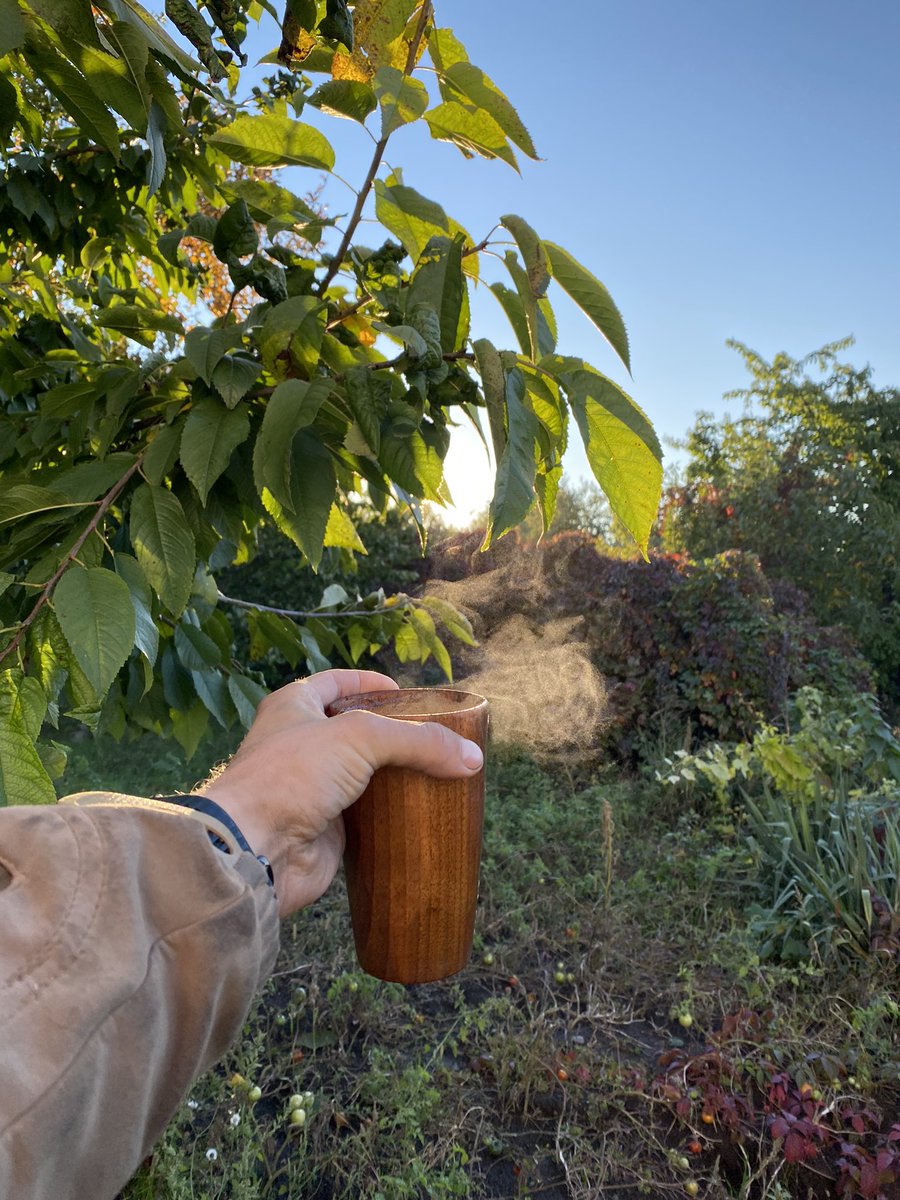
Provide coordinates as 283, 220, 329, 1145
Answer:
199, 670, 484, 916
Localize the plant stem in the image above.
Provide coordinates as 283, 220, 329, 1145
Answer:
0, 458, 143, 669
315, 0, 434, 296
217, 592, 410, 620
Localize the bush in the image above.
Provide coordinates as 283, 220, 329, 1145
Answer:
425, 531, 870, 761
658, 688, 900, 962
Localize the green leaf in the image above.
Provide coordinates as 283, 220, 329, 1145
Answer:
373, 178, 450, 263
307, 79, 376, 124
410, 607, 452, 679
0, 0, 26, 53
426, 25, 468, 73
394, 618, 421, 664
0, 670, 56, 805
187, 666, 233, 728
213, 199, 258, 262
247, 609, 305, 668
211, 353, 260, 408
70, 29, 149, 131
501, 214, 550, 298
129, 483, 196, 617
184, 325, 244, 384
208, 113, 335, 170
483, 367, 537, 546
171, 699, 209, 760
53, 565, 136, 695
175, 621, 222, 671
0, 570, 14, 599
323, 502, 366, 552
472, 338, 506, 468
24, 42, 121, 158
261, 432, 336, 569
406, 234, 469, 353
424, 100, 518, 170
0, 485, 82, 526
440, 60, 537, 160
503, 250, 541, 360
26, 609, 69, 709
253, 378, 331, 510
228, 671, 268, 728
534, 460, 563, 534
0, 73, 18, 144
374, 65, 428, 137
43, 453, 135, 503
258, 295, 326, 378
223, 179, 323, 229
28, 0, 100, 48
379, 420, 449, 504
106, 0, 202, 75
419, 594, 476, 646
549, 358, 662, 557
115, 552, 159, 666
372, 321, 427, 358
544, 242, 631, 375
94, 304, 183, 336
181, 395, 250, 504
488, 282, 530, 357
344, 367, 387, 455
142, 419, 183, 485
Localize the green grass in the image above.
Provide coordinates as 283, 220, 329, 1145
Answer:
56, 733, 898, 1199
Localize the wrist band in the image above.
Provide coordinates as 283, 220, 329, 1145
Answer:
155, 794, 276, 891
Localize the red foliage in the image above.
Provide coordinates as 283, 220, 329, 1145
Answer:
653, 1010, 900, 1199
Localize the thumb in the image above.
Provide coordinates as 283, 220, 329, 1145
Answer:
329, 710, 484, 778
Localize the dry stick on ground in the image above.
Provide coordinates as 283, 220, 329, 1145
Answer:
314, 1, 435, 299
0, 457, 143, 669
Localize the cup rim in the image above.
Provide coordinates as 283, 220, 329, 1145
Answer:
325, 687, 488, 719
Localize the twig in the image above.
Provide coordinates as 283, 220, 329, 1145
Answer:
315, 1, 434, 296
0, 457, 143, 669
325, 293, 375, 330
216, 592, 411, 620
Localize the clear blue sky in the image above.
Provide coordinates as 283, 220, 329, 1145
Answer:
242, 2, 900, 517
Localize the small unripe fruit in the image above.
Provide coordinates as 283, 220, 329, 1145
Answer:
685, 1182, 699, 1197
482, 952, 494, 966
554, 970, 567, 985
348, 980, 359, 992
679, 1013, 693, 1029
275, 1013, 287, 1026
677, 1156, 690, 1171
247, 1086, 262, 1103
290, 1108, 307, 1127
289, 1094, 304, 1111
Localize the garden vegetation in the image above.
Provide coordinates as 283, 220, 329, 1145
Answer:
1, 2, 897, 1198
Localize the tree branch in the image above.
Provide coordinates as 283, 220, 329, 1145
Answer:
315, 0, 434, 297
0, 458, 143, 670
217, 591, 410, 620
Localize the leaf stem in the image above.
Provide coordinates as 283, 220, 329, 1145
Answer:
0, 458, 143, 671
315, 0, 433, 296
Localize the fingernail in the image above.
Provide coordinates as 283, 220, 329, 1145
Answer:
461, 740, 483, 770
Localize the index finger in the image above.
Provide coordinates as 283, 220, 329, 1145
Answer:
300, 669, 400, 714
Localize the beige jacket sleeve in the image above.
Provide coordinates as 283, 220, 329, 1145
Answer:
0, 796, 280, 1200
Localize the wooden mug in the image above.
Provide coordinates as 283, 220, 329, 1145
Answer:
325, 688, 489, 984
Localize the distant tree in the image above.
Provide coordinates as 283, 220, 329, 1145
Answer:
661, 340, 900, 704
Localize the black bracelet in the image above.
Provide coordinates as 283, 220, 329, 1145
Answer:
156, 794, 276, 891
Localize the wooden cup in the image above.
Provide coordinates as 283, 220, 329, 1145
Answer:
325, 688, 489, 984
